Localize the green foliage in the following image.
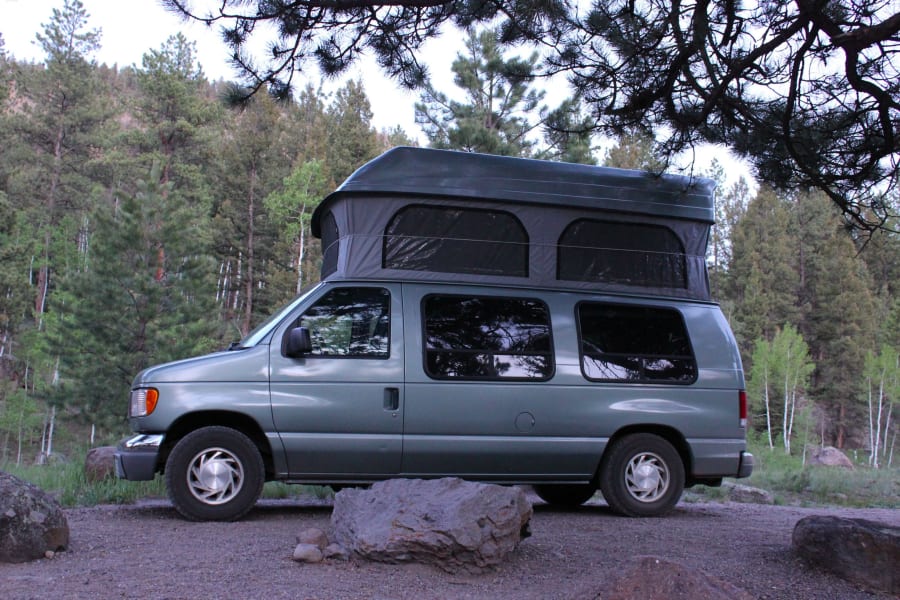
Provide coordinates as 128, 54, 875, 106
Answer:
862, 345, 899, 468
747, 325, 815, 453
2, 460, 165, 507
52, 164, 218, 431
415, 27, 546, 158
264, 160, 329, 297
742, 439, 899, 508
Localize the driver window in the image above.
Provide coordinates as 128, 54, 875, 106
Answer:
298, 287, 390, 358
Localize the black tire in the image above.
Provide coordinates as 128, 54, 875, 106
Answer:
165, 426, 265, 521
599, 433, 685, 517
533, 484, 597, 507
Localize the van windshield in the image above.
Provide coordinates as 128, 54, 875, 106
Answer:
237, 283, 323, 348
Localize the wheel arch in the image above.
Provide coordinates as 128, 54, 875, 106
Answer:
599, 424, 692, 482
160, 411, 276, 480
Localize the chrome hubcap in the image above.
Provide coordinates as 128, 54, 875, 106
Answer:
187, 447, 244, 505
625, 451, 669, 503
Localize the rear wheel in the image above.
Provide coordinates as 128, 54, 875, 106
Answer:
599, 433, 684, 517
165, 426, 264, 521
533, 484, 597, 507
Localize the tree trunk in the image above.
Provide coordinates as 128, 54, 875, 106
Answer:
241, 168, 258, 336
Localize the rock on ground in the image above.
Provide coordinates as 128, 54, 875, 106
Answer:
807, 446, 854, 469
84, 446, 117, 482
331, 478, 532, 574
792, 515, 900, 594
722, 481, 775, 504
605, 556, 754, 600
0, 471, 69, 563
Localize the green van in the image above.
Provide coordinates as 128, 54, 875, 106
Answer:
115, 148, 753, 521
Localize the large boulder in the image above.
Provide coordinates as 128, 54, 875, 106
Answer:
606, 556, 754, 600
84, 446, 117, 482
330, 478, 532, 574
807, 446, 854, 469
0, 471, 69, 563
793, 515, 900, 594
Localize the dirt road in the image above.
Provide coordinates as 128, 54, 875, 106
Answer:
2, 495, 897, 599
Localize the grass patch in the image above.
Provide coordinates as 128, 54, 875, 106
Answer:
261, 481, 333, 501
3, 459, 336, 508
739, 438, 899, 508
2, 460, 165, 507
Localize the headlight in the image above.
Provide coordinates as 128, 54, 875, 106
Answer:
130, 388, 159, 417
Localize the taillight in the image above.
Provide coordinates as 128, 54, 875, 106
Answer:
130, 388, 159, 417
739, 390, 747, 428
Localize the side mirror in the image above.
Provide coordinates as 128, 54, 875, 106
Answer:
284, 326, 312, 357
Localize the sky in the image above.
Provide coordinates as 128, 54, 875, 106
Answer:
0, 0, 755, 186
0, 0, 452, 135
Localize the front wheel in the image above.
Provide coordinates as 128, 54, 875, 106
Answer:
165, 426, 264, 521
599, 433, 685, 517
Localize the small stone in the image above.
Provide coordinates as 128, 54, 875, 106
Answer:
44, 550, 55, 559
722, 481, 774, 505
296, 527, 329, 550
323, 543, 349, 561
292, 543, 324, 563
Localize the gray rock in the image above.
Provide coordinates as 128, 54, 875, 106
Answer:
292, 543, 324, 563
84, 446, 117, 482
323, 543, 349, 561
793, 515, 900, 594
721, 481, 774, 505
808, 446, 854, 469
331, 478, 532, 574
296, 527, 328, 550
606, 556, 754, 600
0, 471, 69, 563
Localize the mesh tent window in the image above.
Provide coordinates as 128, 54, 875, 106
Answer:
383, 205, 528, 277
320, 211, 340, 279
558, 219, 687, 289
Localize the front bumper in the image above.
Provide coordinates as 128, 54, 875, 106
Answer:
114, 434, 164, 481
737, 451, 754, 478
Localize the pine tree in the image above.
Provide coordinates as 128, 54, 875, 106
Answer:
727, 186, 800, 361
602, 131, 665, 172
53, 163, 216, 431
325, 80, 380, 184
15, 0, 106, 321
213, 93, 295, 336
414, 28, 544, 158
795, 191, 877, 448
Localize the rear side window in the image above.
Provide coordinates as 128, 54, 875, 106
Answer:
577, 303, 696, 384
423, 295, 553, 380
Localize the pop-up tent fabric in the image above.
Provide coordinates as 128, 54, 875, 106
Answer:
311, 147, 715, 301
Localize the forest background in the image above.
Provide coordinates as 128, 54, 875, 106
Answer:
0, 1, 897, 478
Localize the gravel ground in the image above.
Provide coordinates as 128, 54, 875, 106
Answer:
1, 493, 898, 600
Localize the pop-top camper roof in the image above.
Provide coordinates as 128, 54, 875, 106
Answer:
311, 147, 715, 301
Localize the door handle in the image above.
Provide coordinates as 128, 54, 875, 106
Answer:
383, 387, 400, 411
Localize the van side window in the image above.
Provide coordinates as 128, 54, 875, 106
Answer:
577, 303, 696, 384
423, 295, 553, 380
299, 287, 390, 358
383, 205, 528, 277
558, 220, 687, 289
